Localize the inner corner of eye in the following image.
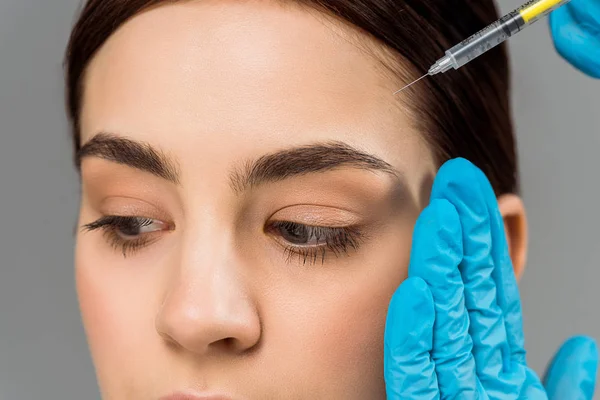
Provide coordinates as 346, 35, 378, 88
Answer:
161, 220, 176, 230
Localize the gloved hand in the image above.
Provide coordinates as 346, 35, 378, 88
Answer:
550, 0, 600, 78
383, 158, 599, 399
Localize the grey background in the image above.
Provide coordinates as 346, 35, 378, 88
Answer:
0, 0, 598, 398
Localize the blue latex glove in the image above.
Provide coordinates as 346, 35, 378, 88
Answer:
384, 158, 599, 399
550, 0, 600, 78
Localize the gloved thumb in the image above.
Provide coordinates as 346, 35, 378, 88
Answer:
543, 335, 598, 400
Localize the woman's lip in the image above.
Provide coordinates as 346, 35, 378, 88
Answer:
159, 393, 234, 400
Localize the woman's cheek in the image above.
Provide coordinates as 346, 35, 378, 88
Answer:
263, 223, 413, 396
318, 220, 415, 383
75, 236, 159, 392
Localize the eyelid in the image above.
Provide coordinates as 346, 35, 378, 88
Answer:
269, 204, 363, 227
88, 194, 174, 224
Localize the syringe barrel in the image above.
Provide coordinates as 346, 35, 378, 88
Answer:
444, 0, 571, 70
445, 11, 524, 69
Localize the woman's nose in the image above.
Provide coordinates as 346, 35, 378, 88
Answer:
154, 248, 261, 355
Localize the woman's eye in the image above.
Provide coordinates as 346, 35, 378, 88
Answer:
113, 217, 164, 238
82, 216, 172, 257
268, 221, 362, 265
276, 221, 322, 245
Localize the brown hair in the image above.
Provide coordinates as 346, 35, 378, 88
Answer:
65, 0, 517, 194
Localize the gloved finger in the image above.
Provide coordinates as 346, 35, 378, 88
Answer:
384, 277, 439, 400
408, 198, 479, 397
519, 368, 548, 398
431, 159, 518, 397
549, 0, 600, 78
567, 0, 600, 30
472, 166, 527, 368
543, 336, 599, 400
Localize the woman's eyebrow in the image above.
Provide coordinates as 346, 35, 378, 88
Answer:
76, 132, 181, 183
229, 141, 402, 193
76, 133, 402, 191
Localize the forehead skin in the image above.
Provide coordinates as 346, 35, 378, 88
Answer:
80, 0, 435, 195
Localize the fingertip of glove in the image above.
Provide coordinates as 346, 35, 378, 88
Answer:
405, 276, 429, 293
422, 197, 462, 226
545, 335, 599, 398
410, 200, 464, 271
385, 278, 434, 348
548, 6, 568, 33
437, 157, 476, 175
431, 158, 497, 214
561, 335, 599, 361
388, 277, 433, 317
549, 335, 599, 378
432, 158, 479, 194
548, 6, 600, 79
548, 9, 573, 55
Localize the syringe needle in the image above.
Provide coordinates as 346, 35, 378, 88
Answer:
393, 73, 428, 95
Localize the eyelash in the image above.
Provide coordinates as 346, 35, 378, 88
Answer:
81, 216, 363, 264
82, 216, 167, 258
267, 221, 362, 265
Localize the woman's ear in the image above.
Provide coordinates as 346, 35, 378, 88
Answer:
497, 194, 528, 281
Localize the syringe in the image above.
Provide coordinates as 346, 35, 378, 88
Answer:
395, 0, 572, 93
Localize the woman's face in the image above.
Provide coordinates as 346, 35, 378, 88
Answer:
75, 2, 437, 399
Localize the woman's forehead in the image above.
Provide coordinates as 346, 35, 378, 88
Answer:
78, 0, 434, 197
80, 1, 402, 140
